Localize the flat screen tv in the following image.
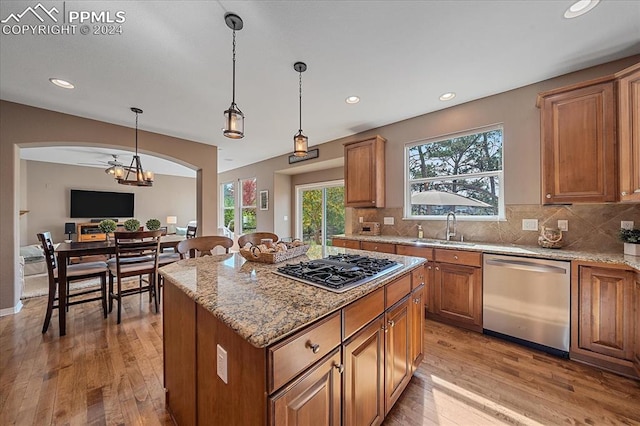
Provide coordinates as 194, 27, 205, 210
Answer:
70, 189, 134, 219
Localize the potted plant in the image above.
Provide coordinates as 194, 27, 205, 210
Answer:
146, 218, 161, 231
619, 228, 640, 256
124, 218, 141, 232
98, 219, 117, 242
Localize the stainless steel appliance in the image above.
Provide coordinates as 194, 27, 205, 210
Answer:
483, 254, 570, 357
275, 254, 401, 293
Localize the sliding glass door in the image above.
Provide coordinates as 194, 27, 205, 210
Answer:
296, 180, 345, 248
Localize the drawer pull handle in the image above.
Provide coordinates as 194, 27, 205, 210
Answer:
388, 320, 395, 327
306, 342, 320, 354
428, 266, 432, 270
546, 194, 552, 199
334, 363, 344, 374
454, 255, 459, 260
435, 266, 440, 271
413, 298, 420, 304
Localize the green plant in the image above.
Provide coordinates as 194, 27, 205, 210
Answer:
619, 228, 640, 244
146, 218, 161, 231
98, 219, 117, 234
124, 218, 141, 232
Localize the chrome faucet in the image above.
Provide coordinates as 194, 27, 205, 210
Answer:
446, 212, 456, 241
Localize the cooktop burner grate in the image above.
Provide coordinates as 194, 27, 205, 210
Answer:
274, 254, 401, 293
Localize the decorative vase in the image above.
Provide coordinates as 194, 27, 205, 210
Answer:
623, 242, 640, 256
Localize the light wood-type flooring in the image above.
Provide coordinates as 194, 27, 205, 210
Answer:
1, 296, 639, 425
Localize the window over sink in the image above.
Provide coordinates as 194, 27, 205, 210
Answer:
405, 125, 504, 220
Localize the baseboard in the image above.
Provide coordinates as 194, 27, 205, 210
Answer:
0, 300, 23, 317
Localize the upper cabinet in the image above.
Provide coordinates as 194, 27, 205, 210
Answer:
617, 64, 640, 202
538, 79, 617, 204
537, 62, 640, 205
344, 136, 386, 208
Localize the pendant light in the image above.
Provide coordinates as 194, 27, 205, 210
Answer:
293, 61, 308, 157
223, 13, 244, 139
114, 107, 154, 187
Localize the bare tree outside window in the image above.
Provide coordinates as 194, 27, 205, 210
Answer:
406, 126, 503, 218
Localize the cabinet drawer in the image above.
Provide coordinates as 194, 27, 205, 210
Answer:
343, 287, 384, 339
332, 239, 360, 249
361, 241, 396, 254
268, 311, 341, 393
386, 273, 411, 308
80, 233, 106, 242
396, 245, 433, 260
434, 249, 481, 267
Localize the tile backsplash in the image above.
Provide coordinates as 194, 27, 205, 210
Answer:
351, 204, 640, 253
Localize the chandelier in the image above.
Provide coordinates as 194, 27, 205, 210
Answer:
114, 107, 154, 186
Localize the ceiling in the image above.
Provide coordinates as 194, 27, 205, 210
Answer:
2, 1, 639, 175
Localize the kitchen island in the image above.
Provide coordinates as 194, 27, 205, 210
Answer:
159, 246, 427, 425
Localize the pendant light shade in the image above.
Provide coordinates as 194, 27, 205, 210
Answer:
116, 107, 154, 187
223, 13, 244, 139
293, 61, 308, 157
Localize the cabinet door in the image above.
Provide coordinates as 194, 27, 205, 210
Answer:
433, 262, 482, 331
540, 81, 616, 203
618, 64, 640, 202
410, 284, 425, 372
578, 266, 634, 361
384, 297, 411, 415
425, 262, 435, 314
635, 273, 640, 375
270, 349, 342, 426
343, 316, 385, 426
344, 136, 385, 208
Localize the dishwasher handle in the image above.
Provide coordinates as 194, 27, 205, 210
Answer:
484, 258, 567, 274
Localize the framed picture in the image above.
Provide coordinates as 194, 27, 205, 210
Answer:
259, 190, 269, 210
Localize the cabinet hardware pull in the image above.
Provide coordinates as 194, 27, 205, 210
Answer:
546, 194, 552, 199
621, 191, 628, 196
382, 325, 388, 333
334, 363, 344, 374
306, 342, 320, 353
435, 266, 440, 271
454, 255, 459, 260
388, 320, 395, 327
428, 266, 432, 270
413, 298, 420, 304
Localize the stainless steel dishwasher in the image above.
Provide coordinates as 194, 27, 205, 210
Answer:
483, 254, 570, 357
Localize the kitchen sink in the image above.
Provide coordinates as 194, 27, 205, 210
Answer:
412, 239, 476, 247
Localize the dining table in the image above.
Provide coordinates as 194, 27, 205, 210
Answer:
54, 234, 184, 336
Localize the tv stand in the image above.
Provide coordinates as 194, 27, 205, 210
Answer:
77, 222, 124, 242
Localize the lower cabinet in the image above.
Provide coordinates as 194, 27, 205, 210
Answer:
270, 349, 342, 426
410, 284, 425, 371
384, 296, 411, 414
332, 238, 361, 249
635, 272, 640, 376
343, 316, 385, 426
571, 262, 638, 378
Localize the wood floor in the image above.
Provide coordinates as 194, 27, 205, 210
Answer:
1, 296, 639, 426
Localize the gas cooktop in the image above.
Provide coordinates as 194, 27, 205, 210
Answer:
274, 254, 401, 293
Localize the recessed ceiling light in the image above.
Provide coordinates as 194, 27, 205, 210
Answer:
49, 78, 74, 89
439, 92, 456, 101
345, 96, 360, 104
564, 0, 600, 18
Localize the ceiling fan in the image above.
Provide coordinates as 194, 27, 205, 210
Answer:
77, 154, 125, 175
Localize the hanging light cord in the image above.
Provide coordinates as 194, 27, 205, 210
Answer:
231, 27, 237, 105
134, 110, 139, 155
298, 70, 303, 132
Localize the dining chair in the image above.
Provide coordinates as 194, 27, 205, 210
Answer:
107, 230, 161, 324
37, 232, 109, 334
176, 235, 234, 258
186, 225, 197, 239
237, 232, 279, 249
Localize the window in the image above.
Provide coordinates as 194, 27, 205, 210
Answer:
405, 125, 503, 220
296, 180, 345, 248
221, 182, 235, 231
240, 177, 257, 233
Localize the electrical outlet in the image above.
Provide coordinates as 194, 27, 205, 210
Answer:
383, 217, 394, 225
557, 220, 568, 231
359, 217, 363, 223
522, 219, 538, 231
621, 221, 634, 230
217, 344, 228, 384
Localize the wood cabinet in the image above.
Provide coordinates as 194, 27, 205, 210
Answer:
361, 241, 396, 254
343, 316, 385, 426
270, 349, 342, 426
396, 245, 433, 316
384, 296, 411, 415
410, 284, 425, 372
332, 238, 360, 249
76, 221, 124, 242
344, 136, 386, 208
634, 272, 640, 375
431, 249, 483, 332
617, 63, 640, 202
571, 262, 638, 378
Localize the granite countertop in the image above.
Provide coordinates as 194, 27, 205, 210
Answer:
158, 246, 425, 349
333, 234, 640, 271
